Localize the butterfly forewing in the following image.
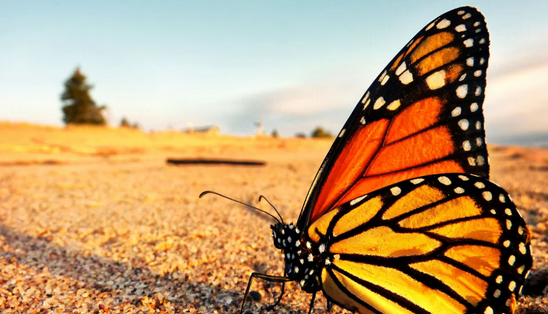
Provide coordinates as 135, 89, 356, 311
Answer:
307, 173, 532, 314
299, 6, 491, 229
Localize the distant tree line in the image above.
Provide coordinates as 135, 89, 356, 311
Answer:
294, 127, 333, 139
310, 126, 333, 138
60, 68, 333, 137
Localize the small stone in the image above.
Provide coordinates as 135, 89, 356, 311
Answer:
249, 290, 262, 301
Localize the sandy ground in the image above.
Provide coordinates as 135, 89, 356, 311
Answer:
0, 123, 547, 313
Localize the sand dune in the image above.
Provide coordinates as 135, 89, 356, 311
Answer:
0, 123, 546, 313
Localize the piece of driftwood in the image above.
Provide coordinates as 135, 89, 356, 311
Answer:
166, 158, 266, 166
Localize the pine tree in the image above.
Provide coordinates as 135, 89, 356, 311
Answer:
61, 68, 106, 125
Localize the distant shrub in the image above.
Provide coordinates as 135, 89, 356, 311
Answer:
120, 117, 131, 128
311, 126, 333, 139
120, 117, 140, 129
61, 68, 106, 125
295, 132, 307, 138
271, 129, 279, 138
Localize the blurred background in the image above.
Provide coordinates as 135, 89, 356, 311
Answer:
1, 1, 547, 145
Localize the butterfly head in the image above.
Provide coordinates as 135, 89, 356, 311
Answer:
271, 222, 300, 250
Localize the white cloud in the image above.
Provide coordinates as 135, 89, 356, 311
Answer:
485, 58, 548, 138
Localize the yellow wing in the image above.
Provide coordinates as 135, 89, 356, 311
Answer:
307, 173, 532, 314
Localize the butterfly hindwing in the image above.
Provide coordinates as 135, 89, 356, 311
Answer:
299, 6, 491, 229
306, 173, 532, 314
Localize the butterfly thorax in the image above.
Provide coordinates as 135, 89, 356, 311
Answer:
271, 223, 322, 293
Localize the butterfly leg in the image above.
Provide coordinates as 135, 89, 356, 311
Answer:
307, 291, 317, 314
265, 281, 285, 310
265, 270, 287, 310
240, 272, 291, 314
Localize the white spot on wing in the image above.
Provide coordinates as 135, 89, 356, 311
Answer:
468, 157, 476, 166
400, 70, 413, 84
464, 38, 474, 47
474, 182, 485, 189
361, 91, 370, 104
363, 98, 371, 110
466, 57, 475, 67
462, 13, 471, 19
455, 24, 467, 32
438, 176, 452, 185
519, 242, 527, 255
350, 195, 366, 206
426, 70, 446, 90
496, 275, 503, 284
462, 140, 471, 151
483, 191, 493, 201
456, 85, 468, 98
387, 99, 401, 111
381, 74, 390, 86
390, 186, 401, 196
338, 129, 346, 138
454, 187, 465, 194
410, 178, 424, 184
395, 61, 407, 76
458, 119, 469, 130
470, 102, 479, 112
360, 117, 366, 125
373, 97, 386, 110
451, 107, 461, 117
378, 70, 387, 83
476, 155, 485, 166
500, 194, 506, 203
458, 175, 469, 181
436, 19, 451, 29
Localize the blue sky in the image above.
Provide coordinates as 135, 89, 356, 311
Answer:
1, 1, 547, 144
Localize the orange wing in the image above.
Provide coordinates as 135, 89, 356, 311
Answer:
308, 173, 532, 314
298, 7, 490, 229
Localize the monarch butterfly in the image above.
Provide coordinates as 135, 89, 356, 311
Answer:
201, 6, 533, 314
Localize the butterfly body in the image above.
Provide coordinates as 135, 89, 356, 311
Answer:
206, 6, 533, 314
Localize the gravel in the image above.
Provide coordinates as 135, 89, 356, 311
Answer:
0, 145, 546, 313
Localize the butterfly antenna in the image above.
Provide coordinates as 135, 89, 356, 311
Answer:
258, 195, 284, 224
199, 191, 281, 224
